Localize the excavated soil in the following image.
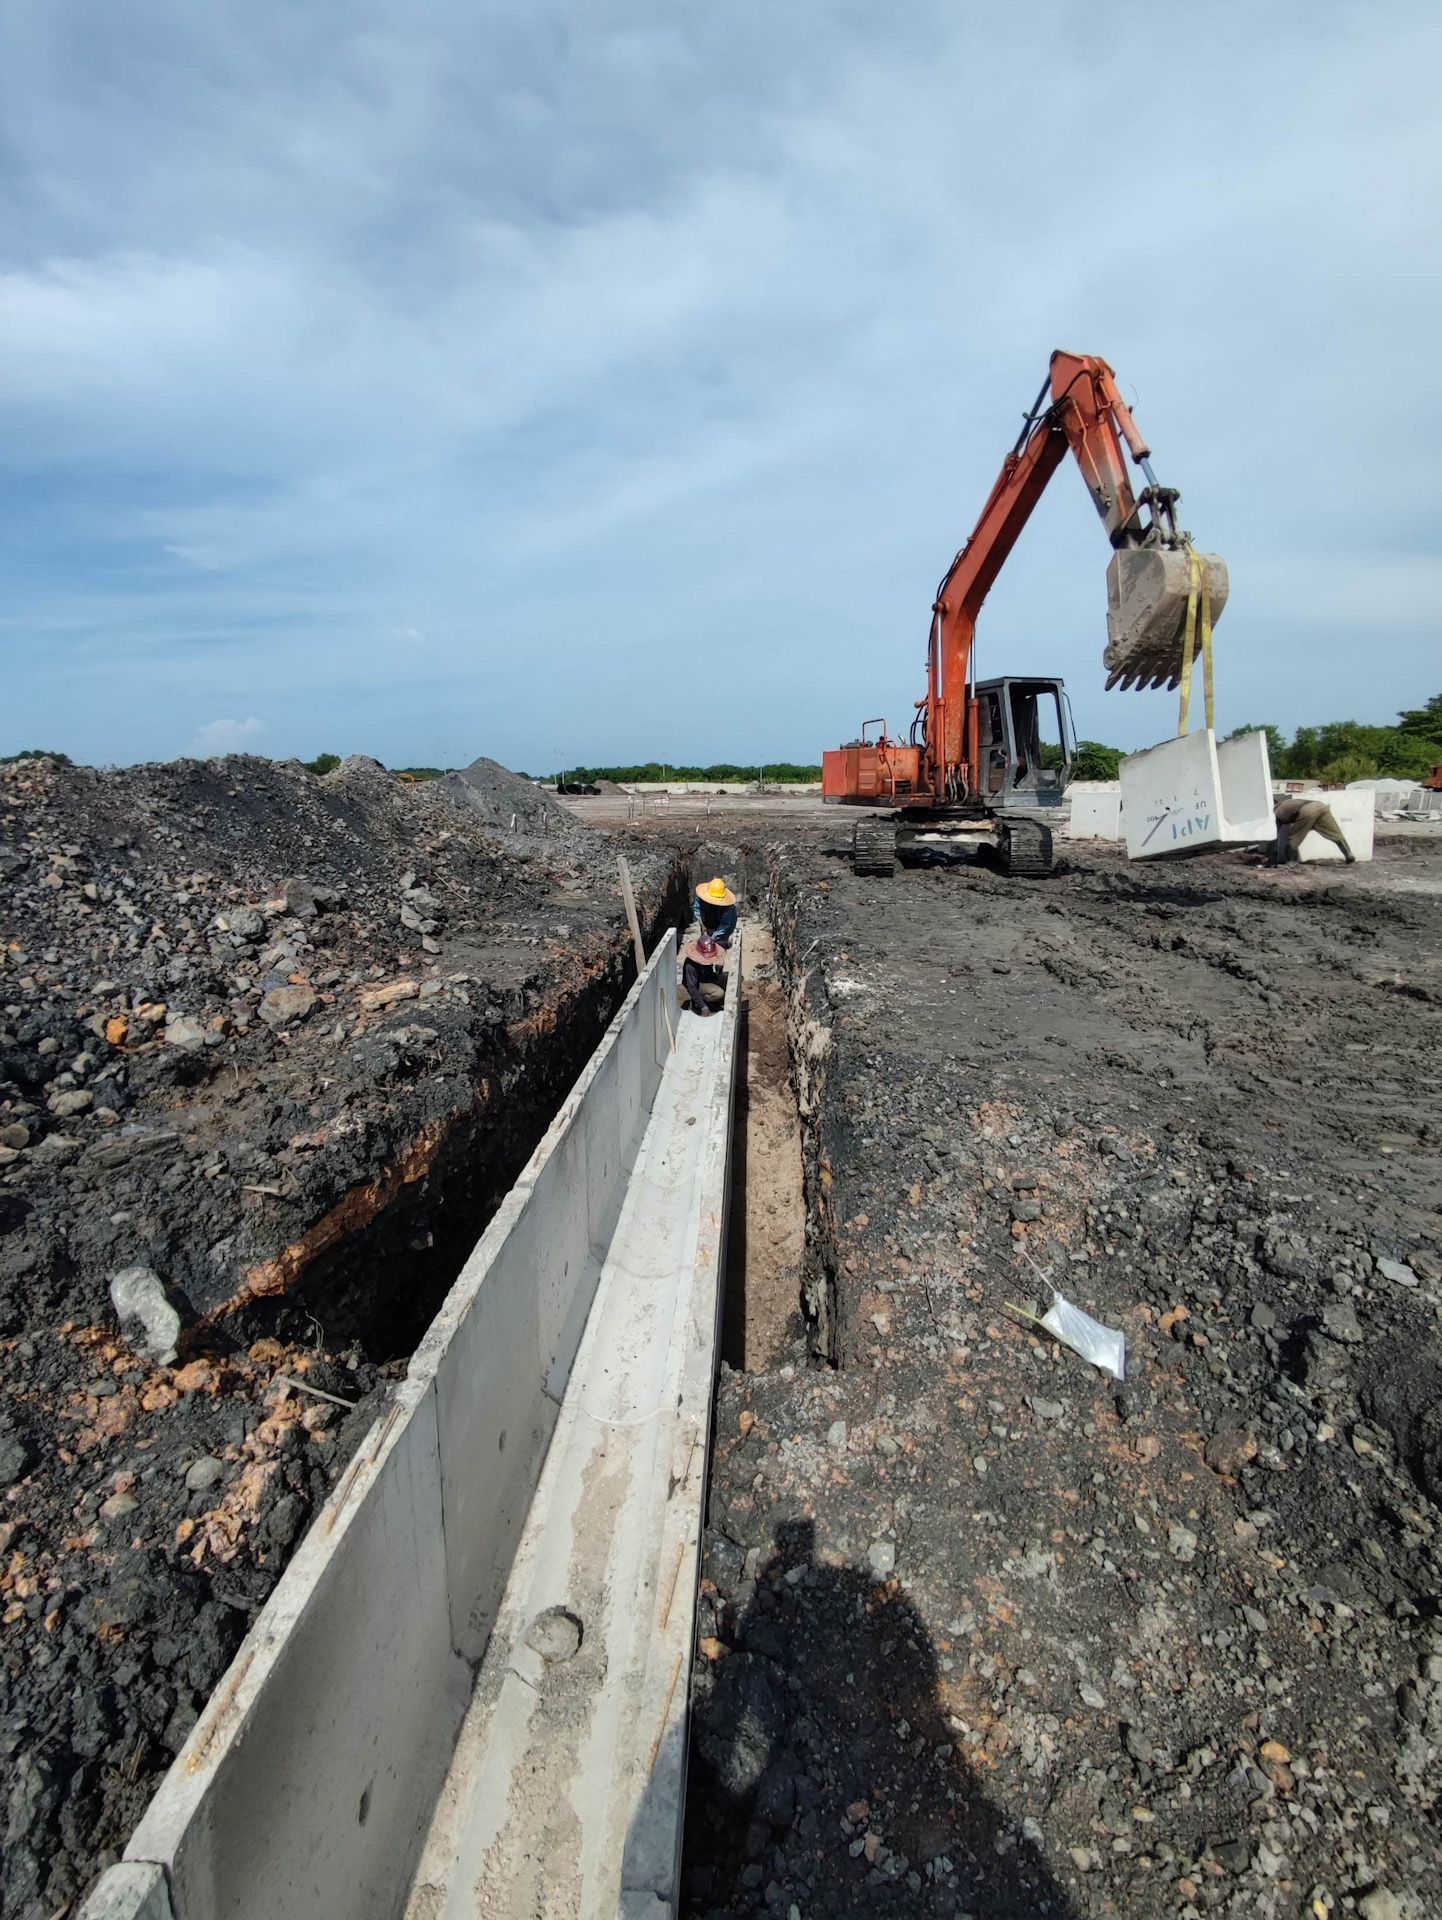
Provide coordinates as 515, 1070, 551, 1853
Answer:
0, 753, 684, 1919
723, 926, 806, 1373
684, 825, 1442, 1920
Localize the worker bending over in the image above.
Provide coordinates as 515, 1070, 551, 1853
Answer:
1274, 796, 1356, 865
682, 876, 737, 1016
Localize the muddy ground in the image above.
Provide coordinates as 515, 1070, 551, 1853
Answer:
677, 818, 1442, 1920
0, 753, 682, 1919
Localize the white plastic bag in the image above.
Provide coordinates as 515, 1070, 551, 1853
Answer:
1040, 1290, 1126, 1381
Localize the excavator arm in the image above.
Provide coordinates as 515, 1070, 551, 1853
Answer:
928, 350, 1226, 790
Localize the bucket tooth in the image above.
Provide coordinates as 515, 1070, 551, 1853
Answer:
1104, 549, 1228, 692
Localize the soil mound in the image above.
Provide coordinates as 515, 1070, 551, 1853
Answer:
0, 749, 679, 1917
442, 756, 582, 840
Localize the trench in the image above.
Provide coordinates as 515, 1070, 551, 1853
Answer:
231, 860, 695, 1365
681, 844, 816, 1375
722, 924, 807, 1370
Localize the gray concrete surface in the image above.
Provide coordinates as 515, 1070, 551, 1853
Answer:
81, 925, 734, 1920
404, 947, 740, 1918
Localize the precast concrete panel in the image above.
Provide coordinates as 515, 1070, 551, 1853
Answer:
125, 1381, 467, 1920
84, 931, 689, 1920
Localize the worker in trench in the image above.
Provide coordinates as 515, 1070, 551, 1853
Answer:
682, 876, 737, 1016
1272, 796, 1357, 865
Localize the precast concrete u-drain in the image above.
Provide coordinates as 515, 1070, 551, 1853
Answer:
81, 927, 740, 1920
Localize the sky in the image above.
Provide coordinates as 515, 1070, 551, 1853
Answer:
1, 0, 1438, 773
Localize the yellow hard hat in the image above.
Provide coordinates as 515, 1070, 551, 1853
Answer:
697, 876, 736, 906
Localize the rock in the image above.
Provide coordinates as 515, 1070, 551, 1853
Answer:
524, 1606, 583, 1663
47, 1088, 94, 1116
99, 1491, 138, 1521
29, 1132, 82, 1165
224, 906, 266, 940
867, 1539, 896, 1577
694, 1652, 791, 1802
1376, 1257, 1418, 1288
1031, 1398, 1065, 1422
184, 1456, 225, 1493
826, 1419, 847, 1451
0, 1145, 19, 1168
280, 876, 321, 918
1357, 1892, 1404, 1920
1010, 1198, 1043, 1223
1204, 1429, 1258, 1475
753, 1760, 798, 1828
258, 985, 317, 1029
1249, 1302, 1276, 1331
359, 979, 420, 1012
0, 1123, 32, 1149
162, 1015, 207, 1053
260, 1492, 305, 1551
1301, 1331, 1348, 1389
0, 1425, 36, 1485
1167, 1524, 1199, 1562
109, 1265, 182, 1364
1079, 1682, 1106, 1710
1213, 1839, 1252, 1873
1320, 1299, 1363, 1344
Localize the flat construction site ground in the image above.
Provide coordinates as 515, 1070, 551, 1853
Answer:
571, 797, 1442, 1920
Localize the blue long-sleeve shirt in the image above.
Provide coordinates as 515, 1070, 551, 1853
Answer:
696, 898, 737, 944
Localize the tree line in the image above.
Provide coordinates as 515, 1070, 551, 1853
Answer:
297, 696, 1442, 790
1059, 693, 1442, 785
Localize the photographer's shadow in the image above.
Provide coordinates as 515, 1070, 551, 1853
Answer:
684, 1518, 1076, 1918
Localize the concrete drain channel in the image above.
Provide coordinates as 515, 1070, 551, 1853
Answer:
84, 926, 741, 1920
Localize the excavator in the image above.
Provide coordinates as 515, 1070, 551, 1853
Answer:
823, 349, 1228, 875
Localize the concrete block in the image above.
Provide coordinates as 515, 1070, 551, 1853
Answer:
127, 1380, 468, 1920
1067, 786, 1122, 840
408, 930, 677, 1662
1288, 789, 1375, 862
1121, 729, 1273, 860
402, 938, 741, 1919
79, 1863, 174, 1920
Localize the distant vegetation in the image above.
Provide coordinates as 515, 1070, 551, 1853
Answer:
301, 752, 447, 780
1057, 693, 1442, 786
1227, 694, 1442, 783
1, 748, 71, 765
559, 761, 822, 784
299, 698, 1442, 793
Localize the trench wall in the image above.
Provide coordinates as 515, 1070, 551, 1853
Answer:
82, 932, 680, 1920
765, 855, 840, 1364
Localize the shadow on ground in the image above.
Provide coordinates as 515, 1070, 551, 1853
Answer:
682, 1519, 1078, 1919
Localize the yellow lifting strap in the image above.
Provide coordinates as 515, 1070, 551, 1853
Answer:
1176, 544, 1215, 738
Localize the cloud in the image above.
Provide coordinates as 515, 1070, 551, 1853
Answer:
192, 716, 266, 756
0, 2, 1438, 769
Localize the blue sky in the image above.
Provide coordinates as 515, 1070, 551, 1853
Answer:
1, 1, 1438, 772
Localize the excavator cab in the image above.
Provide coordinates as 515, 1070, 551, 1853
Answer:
975, 675, 1072, 807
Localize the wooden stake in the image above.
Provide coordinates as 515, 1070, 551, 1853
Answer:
617, 856, 646, 975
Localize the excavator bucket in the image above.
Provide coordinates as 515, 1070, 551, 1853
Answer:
1104, 549, 1229, 691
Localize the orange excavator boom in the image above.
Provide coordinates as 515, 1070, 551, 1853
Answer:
921, 349, 1225, 801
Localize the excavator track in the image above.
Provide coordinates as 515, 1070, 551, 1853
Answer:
852, 821, 897, 877
998, 818, 1055, 877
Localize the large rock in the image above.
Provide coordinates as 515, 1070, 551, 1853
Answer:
258, 984, 317, 1029
109, 1266, 182, 1364
693, 1653, 792, 1803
